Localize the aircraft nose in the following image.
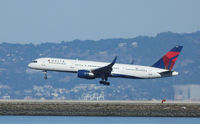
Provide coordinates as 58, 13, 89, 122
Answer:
28, 63, 33, 68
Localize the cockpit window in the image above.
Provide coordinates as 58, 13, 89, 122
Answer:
32, 60, 37, 63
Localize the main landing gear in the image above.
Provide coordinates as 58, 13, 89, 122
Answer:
99, 81, 110, 86
44, 70, 47, 79
99, 75, 110, 86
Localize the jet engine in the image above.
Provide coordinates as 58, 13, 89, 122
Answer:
77, 70, 95, 79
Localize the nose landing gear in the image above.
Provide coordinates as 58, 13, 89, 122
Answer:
44, 70, 47, 79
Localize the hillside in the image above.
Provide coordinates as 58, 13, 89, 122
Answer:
0, 31, 199, 100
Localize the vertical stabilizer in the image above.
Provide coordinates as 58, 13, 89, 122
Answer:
152, 46, 183, 70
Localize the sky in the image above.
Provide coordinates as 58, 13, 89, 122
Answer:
0, 0, 200, 44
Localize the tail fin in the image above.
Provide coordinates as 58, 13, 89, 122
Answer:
152, 46, 183, 70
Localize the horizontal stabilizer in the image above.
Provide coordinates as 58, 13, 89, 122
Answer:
159, 71, 172, 75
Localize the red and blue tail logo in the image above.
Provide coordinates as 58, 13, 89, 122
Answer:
152, 46, 183, 70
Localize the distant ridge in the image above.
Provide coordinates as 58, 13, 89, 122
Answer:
0, 31, 199, 100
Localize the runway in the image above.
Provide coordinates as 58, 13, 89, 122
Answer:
0, 100, 199, 117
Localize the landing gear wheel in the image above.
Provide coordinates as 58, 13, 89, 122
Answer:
106, 82, 110, 86
100, 75, 110, 86
99, 81, 110, 86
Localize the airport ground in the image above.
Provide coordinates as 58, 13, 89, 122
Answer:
0, 100, 199, 117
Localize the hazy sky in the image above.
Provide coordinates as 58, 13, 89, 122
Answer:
1, 0, 200, 44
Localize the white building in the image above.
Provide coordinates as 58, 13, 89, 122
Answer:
83, 93, 104, 101
173, 84, 200, 101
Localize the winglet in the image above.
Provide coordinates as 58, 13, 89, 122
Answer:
110, 56, 117, 66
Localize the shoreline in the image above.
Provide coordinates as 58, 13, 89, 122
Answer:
0, 100, 199, 117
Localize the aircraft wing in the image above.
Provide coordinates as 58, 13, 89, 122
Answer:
91, 56, 117, 78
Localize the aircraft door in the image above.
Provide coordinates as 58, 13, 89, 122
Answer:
41, 60, 46, 67
148, 69, 153, 78
69, 61, 75, 70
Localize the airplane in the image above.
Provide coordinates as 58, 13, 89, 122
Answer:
28, 46, 183, 86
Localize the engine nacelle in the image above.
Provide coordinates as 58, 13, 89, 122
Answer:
77, 70, 95, 79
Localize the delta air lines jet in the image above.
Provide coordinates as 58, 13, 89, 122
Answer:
28, 46, 183, 85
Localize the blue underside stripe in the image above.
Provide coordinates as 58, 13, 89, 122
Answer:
111, 74, 144, 79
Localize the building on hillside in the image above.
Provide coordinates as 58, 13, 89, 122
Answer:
173, 84, 200, 101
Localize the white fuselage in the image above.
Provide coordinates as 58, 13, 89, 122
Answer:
28, 58, 179, 79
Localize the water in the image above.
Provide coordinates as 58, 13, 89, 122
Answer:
0, 116, 199, 124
